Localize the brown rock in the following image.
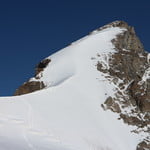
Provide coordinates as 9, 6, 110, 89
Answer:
14, 81, 45, 96
104, 96, 121, 113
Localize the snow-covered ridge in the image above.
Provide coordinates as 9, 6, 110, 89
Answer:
0, 22, 144, 150
31, 27, 126, 88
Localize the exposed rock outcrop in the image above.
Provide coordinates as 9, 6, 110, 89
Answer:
14, 58, 51, 96
97, 21, 150, 150
14, 81, 45, 96
137, 140, 150, 150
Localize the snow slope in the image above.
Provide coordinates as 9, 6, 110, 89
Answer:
0, 26, 141, 150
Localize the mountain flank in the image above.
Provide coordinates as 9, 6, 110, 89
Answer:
14, 21, 150, 150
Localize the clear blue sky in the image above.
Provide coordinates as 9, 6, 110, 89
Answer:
0, 0, 150, 96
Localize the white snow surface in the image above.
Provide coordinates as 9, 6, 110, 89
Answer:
0, 27, 141, 150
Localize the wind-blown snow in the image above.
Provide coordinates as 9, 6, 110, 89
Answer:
0, 27, 140, 150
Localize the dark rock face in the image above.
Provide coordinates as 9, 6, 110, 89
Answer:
14, 58, 51, 96
97, 21, 150, 150
35, 59, 51, 77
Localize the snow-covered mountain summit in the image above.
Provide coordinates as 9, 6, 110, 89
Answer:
14, 21, 129, 96
0, 21, 150, 150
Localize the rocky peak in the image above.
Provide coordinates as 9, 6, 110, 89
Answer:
98, 20, 129, 30
97, 21, 150, 150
